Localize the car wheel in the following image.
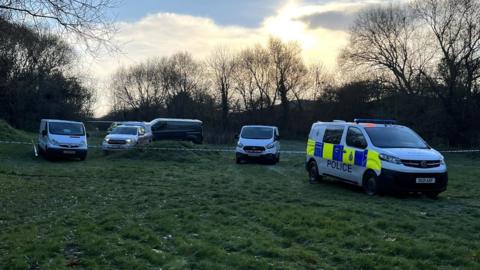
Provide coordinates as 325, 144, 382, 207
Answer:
276, 155, 280, 163
236, 157, 242, 164
363, 171, 378, 196
308, 161, 320, 184
79, 153, 87, 161
425, 192, 439, 199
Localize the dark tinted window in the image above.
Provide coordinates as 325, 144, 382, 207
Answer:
346, 127, 367, 149
365, 126, 429, 149
168, 121, 195, 130
49, 122, 84, 136
110, 126, 138, 135
323, 127, 344, 144
152, 122, 166, 131
241, 127, 274, 139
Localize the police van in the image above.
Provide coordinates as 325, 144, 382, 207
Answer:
306, 119, 448, 198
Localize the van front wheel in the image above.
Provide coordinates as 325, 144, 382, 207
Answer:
308, 161, 321, 184
363, 171, 378, 196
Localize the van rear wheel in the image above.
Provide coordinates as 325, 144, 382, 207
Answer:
363, 171, 378, 196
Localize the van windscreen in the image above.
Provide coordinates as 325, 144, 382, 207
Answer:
365, 126, 429, 149
241, 127, 273, 139
49, 122, 85, 136
110, 126, 138, 135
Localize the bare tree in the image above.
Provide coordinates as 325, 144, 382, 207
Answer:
268, 37, 308, 124
111, 59, 166, 118
238, 45, 276, 111
208, 47, 237, 129
164, 52, 204, 99
0, 0, 117, 51
340, 4, 433, 95
413, 0, 480, 100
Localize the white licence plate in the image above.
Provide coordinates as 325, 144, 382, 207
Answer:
63, 150, 76, 154
416, 178, 436, 184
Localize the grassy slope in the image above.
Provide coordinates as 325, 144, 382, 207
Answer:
0, 133, 479, 269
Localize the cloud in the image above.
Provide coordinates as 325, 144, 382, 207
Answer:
300, 10, 355, 30
84, 0, 385, 116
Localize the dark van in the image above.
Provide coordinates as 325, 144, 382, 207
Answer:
150, 118, 203, 144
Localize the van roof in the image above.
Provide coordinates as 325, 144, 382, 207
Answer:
41, 119, 83, 124
150, 118, 202, 124
312, 121, 400, 128
242, 125, 277, 129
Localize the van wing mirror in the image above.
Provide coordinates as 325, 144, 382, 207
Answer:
275, 135, 280, 141
86, 133, 90, 138
41, 130, 47, 136
234, 134, 239, 140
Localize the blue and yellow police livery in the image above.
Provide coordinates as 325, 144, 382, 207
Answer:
305, 119, 448, 198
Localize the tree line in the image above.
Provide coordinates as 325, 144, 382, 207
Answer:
0, 16, 95, 130
109, 0, 480, 146
1, 0, 479, 147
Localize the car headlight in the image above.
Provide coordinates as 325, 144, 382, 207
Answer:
266, 143, 275, 149
237, 143, 244, 148
126, 139, 132, 144
79, 141, 86, 147
379, 153, 402, 164
103, 138, 110, 143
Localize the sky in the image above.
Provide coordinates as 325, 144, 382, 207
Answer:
87, 0, 388, 116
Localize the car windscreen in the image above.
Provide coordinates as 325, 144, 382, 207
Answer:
110, 126, 138, 135
48, 122, 84, 136
365, 126, 429, 149
241, 127, 273, 139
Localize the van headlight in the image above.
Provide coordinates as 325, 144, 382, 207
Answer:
237, 143, 244, 148
49, 138, 60, 146
440, 156, 446, 165
79, 141, 86, 147
103, 138, 110, 143
379, 153, 402, 164
266, 143, 275, 149
126, 139, 133, 144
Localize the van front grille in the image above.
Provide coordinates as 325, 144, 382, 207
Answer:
401, 160, 441, 168
243, 146, 265, 152
59, 144, 79, 148
108, 140, 127, 145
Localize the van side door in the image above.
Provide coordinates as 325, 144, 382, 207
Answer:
342, 127, 369, 184
151, 121, 168, 140
320, 126, 347, 177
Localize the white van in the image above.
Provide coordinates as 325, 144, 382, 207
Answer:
306, 119, 448, 198
235, 125, 280, 164
38, 119, 88, 160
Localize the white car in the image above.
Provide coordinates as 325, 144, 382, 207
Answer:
235, 125, 280, 164
121, 122, 153, 142
306, 119, 448, 198
102, 125, 150, 152
38, 119, 88, 160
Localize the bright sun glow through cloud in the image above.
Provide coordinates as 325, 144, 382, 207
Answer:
85, 0, 383, 116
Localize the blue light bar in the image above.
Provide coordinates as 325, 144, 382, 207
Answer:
354, 119, 397, 125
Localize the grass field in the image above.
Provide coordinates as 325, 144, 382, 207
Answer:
0, 134, 479, 269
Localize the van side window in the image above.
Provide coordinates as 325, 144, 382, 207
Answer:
152, 122, 166, 131
323, 127, 344, 144
346, 127, 368, 149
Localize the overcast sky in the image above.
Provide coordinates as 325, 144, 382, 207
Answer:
87, 0, 389, 116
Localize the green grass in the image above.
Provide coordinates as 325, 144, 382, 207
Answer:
0, 137, 479, 269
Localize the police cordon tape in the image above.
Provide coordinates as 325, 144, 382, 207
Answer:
0, 140, 479, 154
